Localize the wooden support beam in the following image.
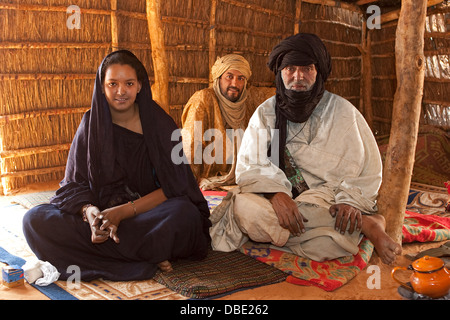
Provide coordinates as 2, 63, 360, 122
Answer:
380, 0, 444, 24
221, 0, 294, 19
356, 0, 378, 5
0, 166, 66, 179
361, 23, 373, 128
294, 0, 302, 34
0, 2, 110, 15
146, 0, 170, 114
0, 144, 71, 159
377, 0, 428, 244
0, 73, 95, 81
110, 0, 119, 51
300, 0, 361, 13
0, 107, 89, 124
0, 42, 110, 49
209, 0, 217, 85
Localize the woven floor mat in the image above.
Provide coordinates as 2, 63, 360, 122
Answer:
153, 249, 287, 299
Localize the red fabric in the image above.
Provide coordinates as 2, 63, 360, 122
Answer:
201, 190, 228, 197
204, 190, 450, 291
402, 210, 450, 243
285, 238, 374, 291
240, 238, 374, 292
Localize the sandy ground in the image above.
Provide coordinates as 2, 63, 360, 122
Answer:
0, 180, 447, 300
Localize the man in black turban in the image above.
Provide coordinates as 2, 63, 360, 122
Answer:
210, 33, 401, 265
268, 33, 332, 172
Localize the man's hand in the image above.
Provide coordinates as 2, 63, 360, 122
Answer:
329, 203, 362, 234
266, 192, 308, 236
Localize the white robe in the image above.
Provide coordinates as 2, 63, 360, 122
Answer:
210, 91, 383, 260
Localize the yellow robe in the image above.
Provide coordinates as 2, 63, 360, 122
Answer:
181, 86, 275, 186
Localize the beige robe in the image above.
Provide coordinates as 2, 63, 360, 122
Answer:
181, 86, 275, 188
210, 91, 383, 261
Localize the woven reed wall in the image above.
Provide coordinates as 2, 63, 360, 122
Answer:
422, 6, 449, 129
159, 0, 297, 125
370, 3, 449, 136
0, 0, 447, 194
298, 2, 363, 112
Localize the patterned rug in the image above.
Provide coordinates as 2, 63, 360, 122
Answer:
407, 182, 449, 216
238, 208, 450, 292
3, 184, 449, 297
2, 190, 285, 300
205, 190, 375, 292
0, 203, 187, 300
377, 125, 450, 188
208, 184, 450, 292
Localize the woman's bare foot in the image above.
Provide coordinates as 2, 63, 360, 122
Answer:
158, 260, 173, 272
362, 214, 402, 265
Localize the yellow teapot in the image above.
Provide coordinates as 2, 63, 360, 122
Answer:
391, 255, 450, 299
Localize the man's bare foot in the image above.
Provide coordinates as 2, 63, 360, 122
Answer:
362, 214, 402, 265
158, 260, 173, 272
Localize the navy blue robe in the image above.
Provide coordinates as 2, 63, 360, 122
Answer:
23, 50, 211, 281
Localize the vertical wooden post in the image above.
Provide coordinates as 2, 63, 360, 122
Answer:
361, 23, 373, 128
377, 0, 427, 244
209, 0, 217, 85
146, 0, 170, 114
110, 0, 119, 51
294, 0, 302, 34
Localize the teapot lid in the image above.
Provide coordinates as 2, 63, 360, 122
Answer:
412, 255, 444, 272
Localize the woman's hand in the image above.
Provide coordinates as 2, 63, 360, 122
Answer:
88, 188, 168, 244
85, 206, 110, 244
266, 192, 308, 237
97, 207, 127, 244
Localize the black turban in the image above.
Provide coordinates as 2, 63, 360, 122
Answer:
267, 33, 332, 172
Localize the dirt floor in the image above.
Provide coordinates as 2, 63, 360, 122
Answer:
0, 180, 447, 300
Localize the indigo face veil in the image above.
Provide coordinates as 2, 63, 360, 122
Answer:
52, 50, 211, 238
267, 33, 332, 171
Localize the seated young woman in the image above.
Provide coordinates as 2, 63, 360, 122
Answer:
23, 50, 211, 281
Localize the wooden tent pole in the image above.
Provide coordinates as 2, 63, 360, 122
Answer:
377, 0, 427, 244
209, 0, 217, 84
294, 0, 302, 34
111, 0, 119, 51
380, 0, 444, 24
361, 23, 373, 129
146, 0, 170, 114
